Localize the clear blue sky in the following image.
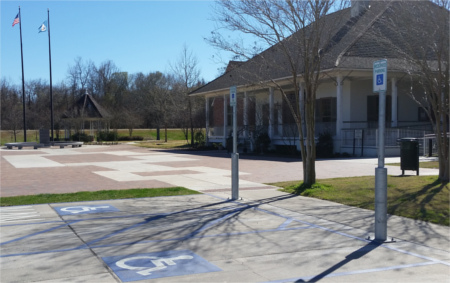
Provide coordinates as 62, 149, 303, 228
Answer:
1, 0, 232, 86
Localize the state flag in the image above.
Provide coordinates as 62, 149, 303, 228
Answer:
38, 21, 47, 33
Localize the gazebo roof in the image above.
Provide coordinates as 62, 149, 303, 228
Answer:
62, 93, 111, 120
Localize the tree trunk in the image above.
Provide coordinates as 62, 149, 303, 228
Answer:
156, 126, 160, 140
189, 99, 194, 145
439, 156, 449, 182
303, 89, 317, 187
304, 154, 316, 187
165, 125, 168, 143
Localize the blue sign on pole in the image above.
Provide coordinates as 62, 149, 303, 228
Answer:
376, 74, 383, 86
230, 86, 236, 106
373, 59, 387, 92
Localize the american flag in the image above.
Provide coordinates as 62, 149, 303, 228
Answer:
12, 13, 19, 27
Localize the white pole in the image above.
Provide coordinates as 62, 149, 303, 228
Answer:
391, 78, 398, 128
244, 92, 248, 140
375, 90, 387, 241
269, 88, 274, 139
223, 94, 227, 147
205, 97, 210, 145
231, 88, 239, 200
336, 75, 343, 145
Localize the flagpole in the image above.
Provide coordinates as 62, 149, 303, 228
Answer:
47, 8, 54, 142
19, 6, 27, 142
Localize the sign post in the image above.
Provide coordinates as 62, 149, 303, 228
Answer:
230, 86, 239, 200
373, 59, 387, 242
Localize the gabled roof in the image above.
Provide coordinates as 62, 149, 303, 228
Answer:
62, 93, 111, 120
191, 0, 448, 96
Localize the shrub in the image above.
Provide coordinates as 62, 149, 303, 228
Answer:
316, 132, 334, 158
97, 130, 118, 141
194, 131, 205, 147
118, 136, 144, 141
71, 132, 94, 143
256, 132, 271, 153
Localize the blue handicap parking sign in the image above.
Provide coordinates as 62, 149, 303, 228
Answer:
376, 74, 383, 85
102, 250, 221, 282
54, 204, 119, 216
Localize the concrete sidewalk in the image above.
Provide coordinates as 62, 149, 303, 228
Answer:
1, 144, 448, 282
1, 189, 449, 282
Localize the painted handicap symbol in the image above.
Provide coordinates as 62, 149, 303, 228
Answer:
61, 205, 112, 214
102, 250, 221, 281
116, 255, 194, 276
54, 204, 119, 215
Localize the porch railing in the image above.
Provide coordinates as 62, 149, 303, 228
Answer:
343, 121, 432, 131
341, 128, 434, 155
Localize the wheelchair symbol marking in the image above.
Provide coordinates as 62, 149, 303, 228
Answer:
102, 250, 221, 281
376, 74, 383, 85
116, 255, 194, 276
55, 204, 119, 215
60, 206, 112, 214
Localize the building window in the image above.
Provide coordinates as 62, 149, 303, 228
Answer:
282, 92, 296, 124
367, 95, 391, 122
316, 97, 337, 122
418, 107, 429, 122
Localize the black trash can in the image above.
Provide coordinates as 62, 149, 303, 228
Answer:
400, 138, 419, 176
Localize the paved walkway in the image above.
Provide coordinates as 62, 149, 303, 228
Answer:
0, 144, 448, 282
0, 144, 439, 197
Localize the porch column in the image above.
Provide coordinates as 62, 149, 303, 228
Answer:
299, 83, 305, 137
205, 97, 210, 144
278, 102, 283, 137
391, 77, 398, 128
269, 88, 274, 139
336, 75, 343, 145
244, 92, 248, 140
223, 93, 227, 146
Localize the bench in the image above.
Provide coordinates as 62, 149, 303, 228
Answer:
5, 142, 48, 150
52, 142, 83, 148
5, 141, 83, 149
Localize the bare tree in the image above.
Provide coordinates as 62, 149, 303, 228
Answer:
1, 79, 23, 141
171, 44, 204, 145
132, 72, 175, 142
370, 0, 449, 181
67, 57, 94, 104
207, 0, 349, 186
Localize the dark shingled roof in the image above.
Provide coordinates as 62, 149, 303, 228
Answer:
191, 0, 448, 96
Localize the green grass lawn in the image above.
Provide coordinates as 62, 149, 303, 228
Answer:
1, 129, 190, 145
387, 161, 439, 169
136, 140, 192, 149
273, 175, 449, 226
0, 187, 200, 207
120, 128, 190, 141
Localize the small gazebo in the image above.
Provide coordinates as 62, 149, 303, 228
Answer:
62, 92, 112, 139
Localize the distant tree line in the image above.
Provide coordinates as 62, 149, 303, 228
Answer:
1, 47, 206, 144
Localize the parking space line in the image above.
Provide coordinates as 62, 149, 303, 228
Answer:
0, 220, 66, 227
1, 195, 448, 272
264, 261, 439, 283
82, 214, 166, 247
0, 206, 42, 224
0, 220, 83, 246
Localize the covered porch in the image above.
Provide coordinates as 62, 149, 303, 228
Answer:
203, 71, 432, 157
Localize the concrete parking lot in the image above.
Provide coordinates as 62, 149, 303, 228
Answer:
0, 144, 448, 282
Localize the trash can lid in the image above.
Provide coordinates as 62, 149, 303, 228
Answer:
401, 137, 418, 141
